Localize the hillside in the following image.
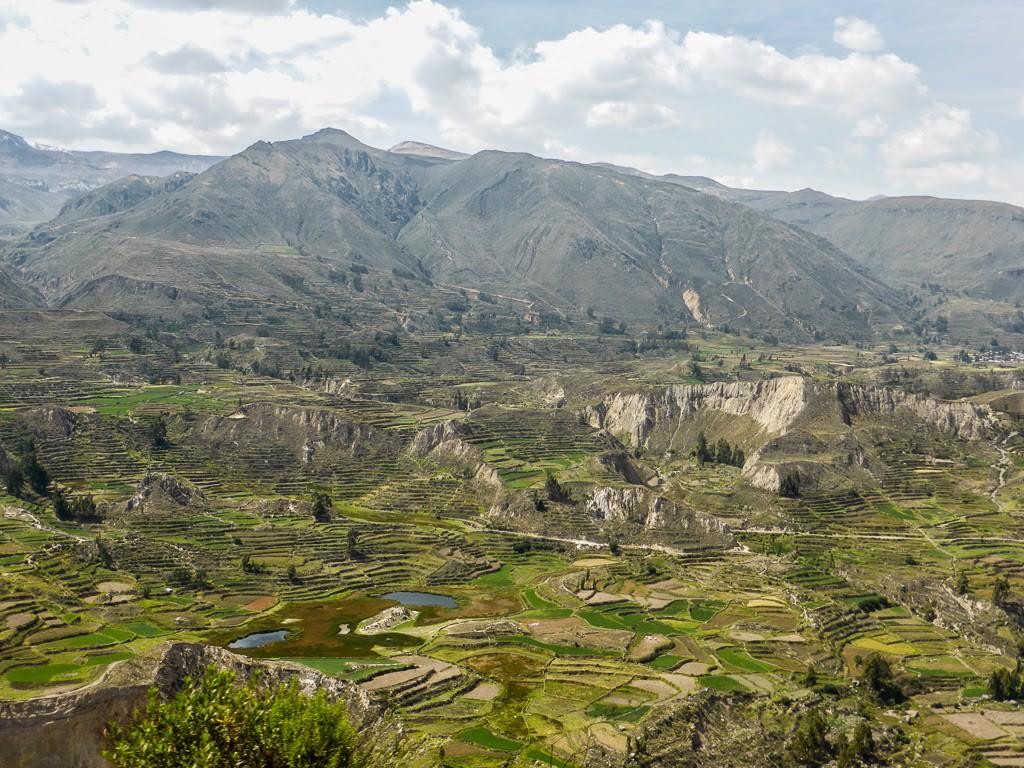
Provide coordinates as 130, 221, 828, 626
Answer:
607, 162, 1024, 301
400, 150, 902, 337
2, 129, 906, 341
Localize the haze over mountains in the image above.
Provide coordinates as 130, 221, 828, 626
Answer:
2, 126, 1024, 342
0, 129, 220, 235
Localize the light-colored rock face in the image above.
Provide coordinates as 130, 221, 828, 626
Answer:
361, 605, 413, 634
584, 376, 999, 494
126, 472, 206, 512
583, 486, 733, 546
584, 376, 810, 448
202, 403, 375, 447
409, 420, 501, 488
836, 382, 996, 441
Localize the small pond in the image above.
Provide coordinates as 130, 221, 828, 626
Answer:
381, 591, 457, 608
228, 629, 289, 649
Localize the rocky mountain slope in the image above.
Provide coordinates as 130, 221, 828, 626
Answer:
2, 128, 906, 341
603, 163, 1024, 301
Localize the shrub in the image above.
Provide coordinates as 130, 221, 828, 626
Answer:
105, 668, 363, 768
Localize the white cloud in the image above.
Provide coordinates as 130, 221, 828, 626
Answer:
882, 104, 997, 167
752, 131, 794, 172
680, 31, 923, 116
0, 0, 933, 156
853, 114, 887, 138
881, 104, 1001, 193
585, 101, 681, 129
833, 16, 886, 53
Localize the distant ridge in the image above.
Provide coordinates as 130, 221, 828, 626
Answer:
388, 141, 469, 161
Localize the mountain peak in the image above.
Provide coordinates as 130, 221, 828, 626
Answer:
298, 127, 379, 153
388, 140, 468, 161
0, 129, 32, 152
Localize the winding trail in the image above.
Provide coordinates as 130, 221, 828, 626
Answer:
991, 431, 1018, 511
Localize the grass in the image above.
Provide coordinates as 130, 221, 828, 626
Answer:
717, 647, 775, 673
646, 654, 682, 670
459, 727, 523, 752
699, 675, 748, 692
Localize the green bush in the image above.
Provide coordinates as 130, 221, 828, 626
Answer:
105, 668, 363, 768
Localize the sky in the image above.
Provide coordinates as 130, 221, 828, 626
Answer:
1, 0, 1022, 202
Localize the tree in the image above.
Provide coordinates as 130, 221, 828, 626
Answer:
609, 539, 621, 556
22, 448, 49, 496
779, 470, 801, 498
312, 491, 332, 523
955, 569, 970, 596
346, 528, 361, 561
803, 664, 818, 687
989, 667, 1021, 701
785, 708, 832, 768
104, 668, 363, 768
993, 575, 1011, 608
4, 462, 24, 496
695, 431, 712, 465
545, 471, 569, 503
95, 536, 113, 568
860, 653, 903, 703
287, 564, 299, 582
715, 438, 733, 466
837, 722, 876, 768
151, 414, 170, 449
53, 487, 71, 521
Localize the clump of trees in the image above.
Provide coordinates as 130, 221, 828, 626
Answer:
859, 653, 905, 704
53, 488, 102, 523
151, 414, 170, 449
989, 666, 1024, 701
779, 470, 801, 498
784, 708, 878, 768
544, 471, 570, 503
312, 491, 332, 523
694, 431, 745, 468
4, 439, 50, 498
104, 669, 364, 768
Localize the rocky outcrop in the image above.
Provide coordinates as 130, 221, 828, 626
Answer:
836, 382, 996, 441
583, 377, 809, 448
201, 403, 378, 449
584, 486, 733, 546
409, 420, 501, 488
126, 472, 206, 512
0, 642, 394, 768
584, 377, 999, 494
360, 605, 414, 634
586, 377, 997, 450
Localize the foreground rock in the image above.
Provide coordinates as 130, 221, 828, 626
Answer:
0, 642, 396, 768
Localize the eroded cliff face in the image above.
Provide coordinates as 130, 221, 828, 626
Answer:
194, 402, 394, 466
409, 420, 501, 488
583, 377, 999, 494
583, 486, 733, 547
583, 377, 810, 448
836, 382, 996, 441
0, 642, 392, 768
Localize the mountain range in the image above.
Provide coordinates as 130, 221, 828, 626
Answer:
0, 129, 220, 234
2, 126, 1024, 342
